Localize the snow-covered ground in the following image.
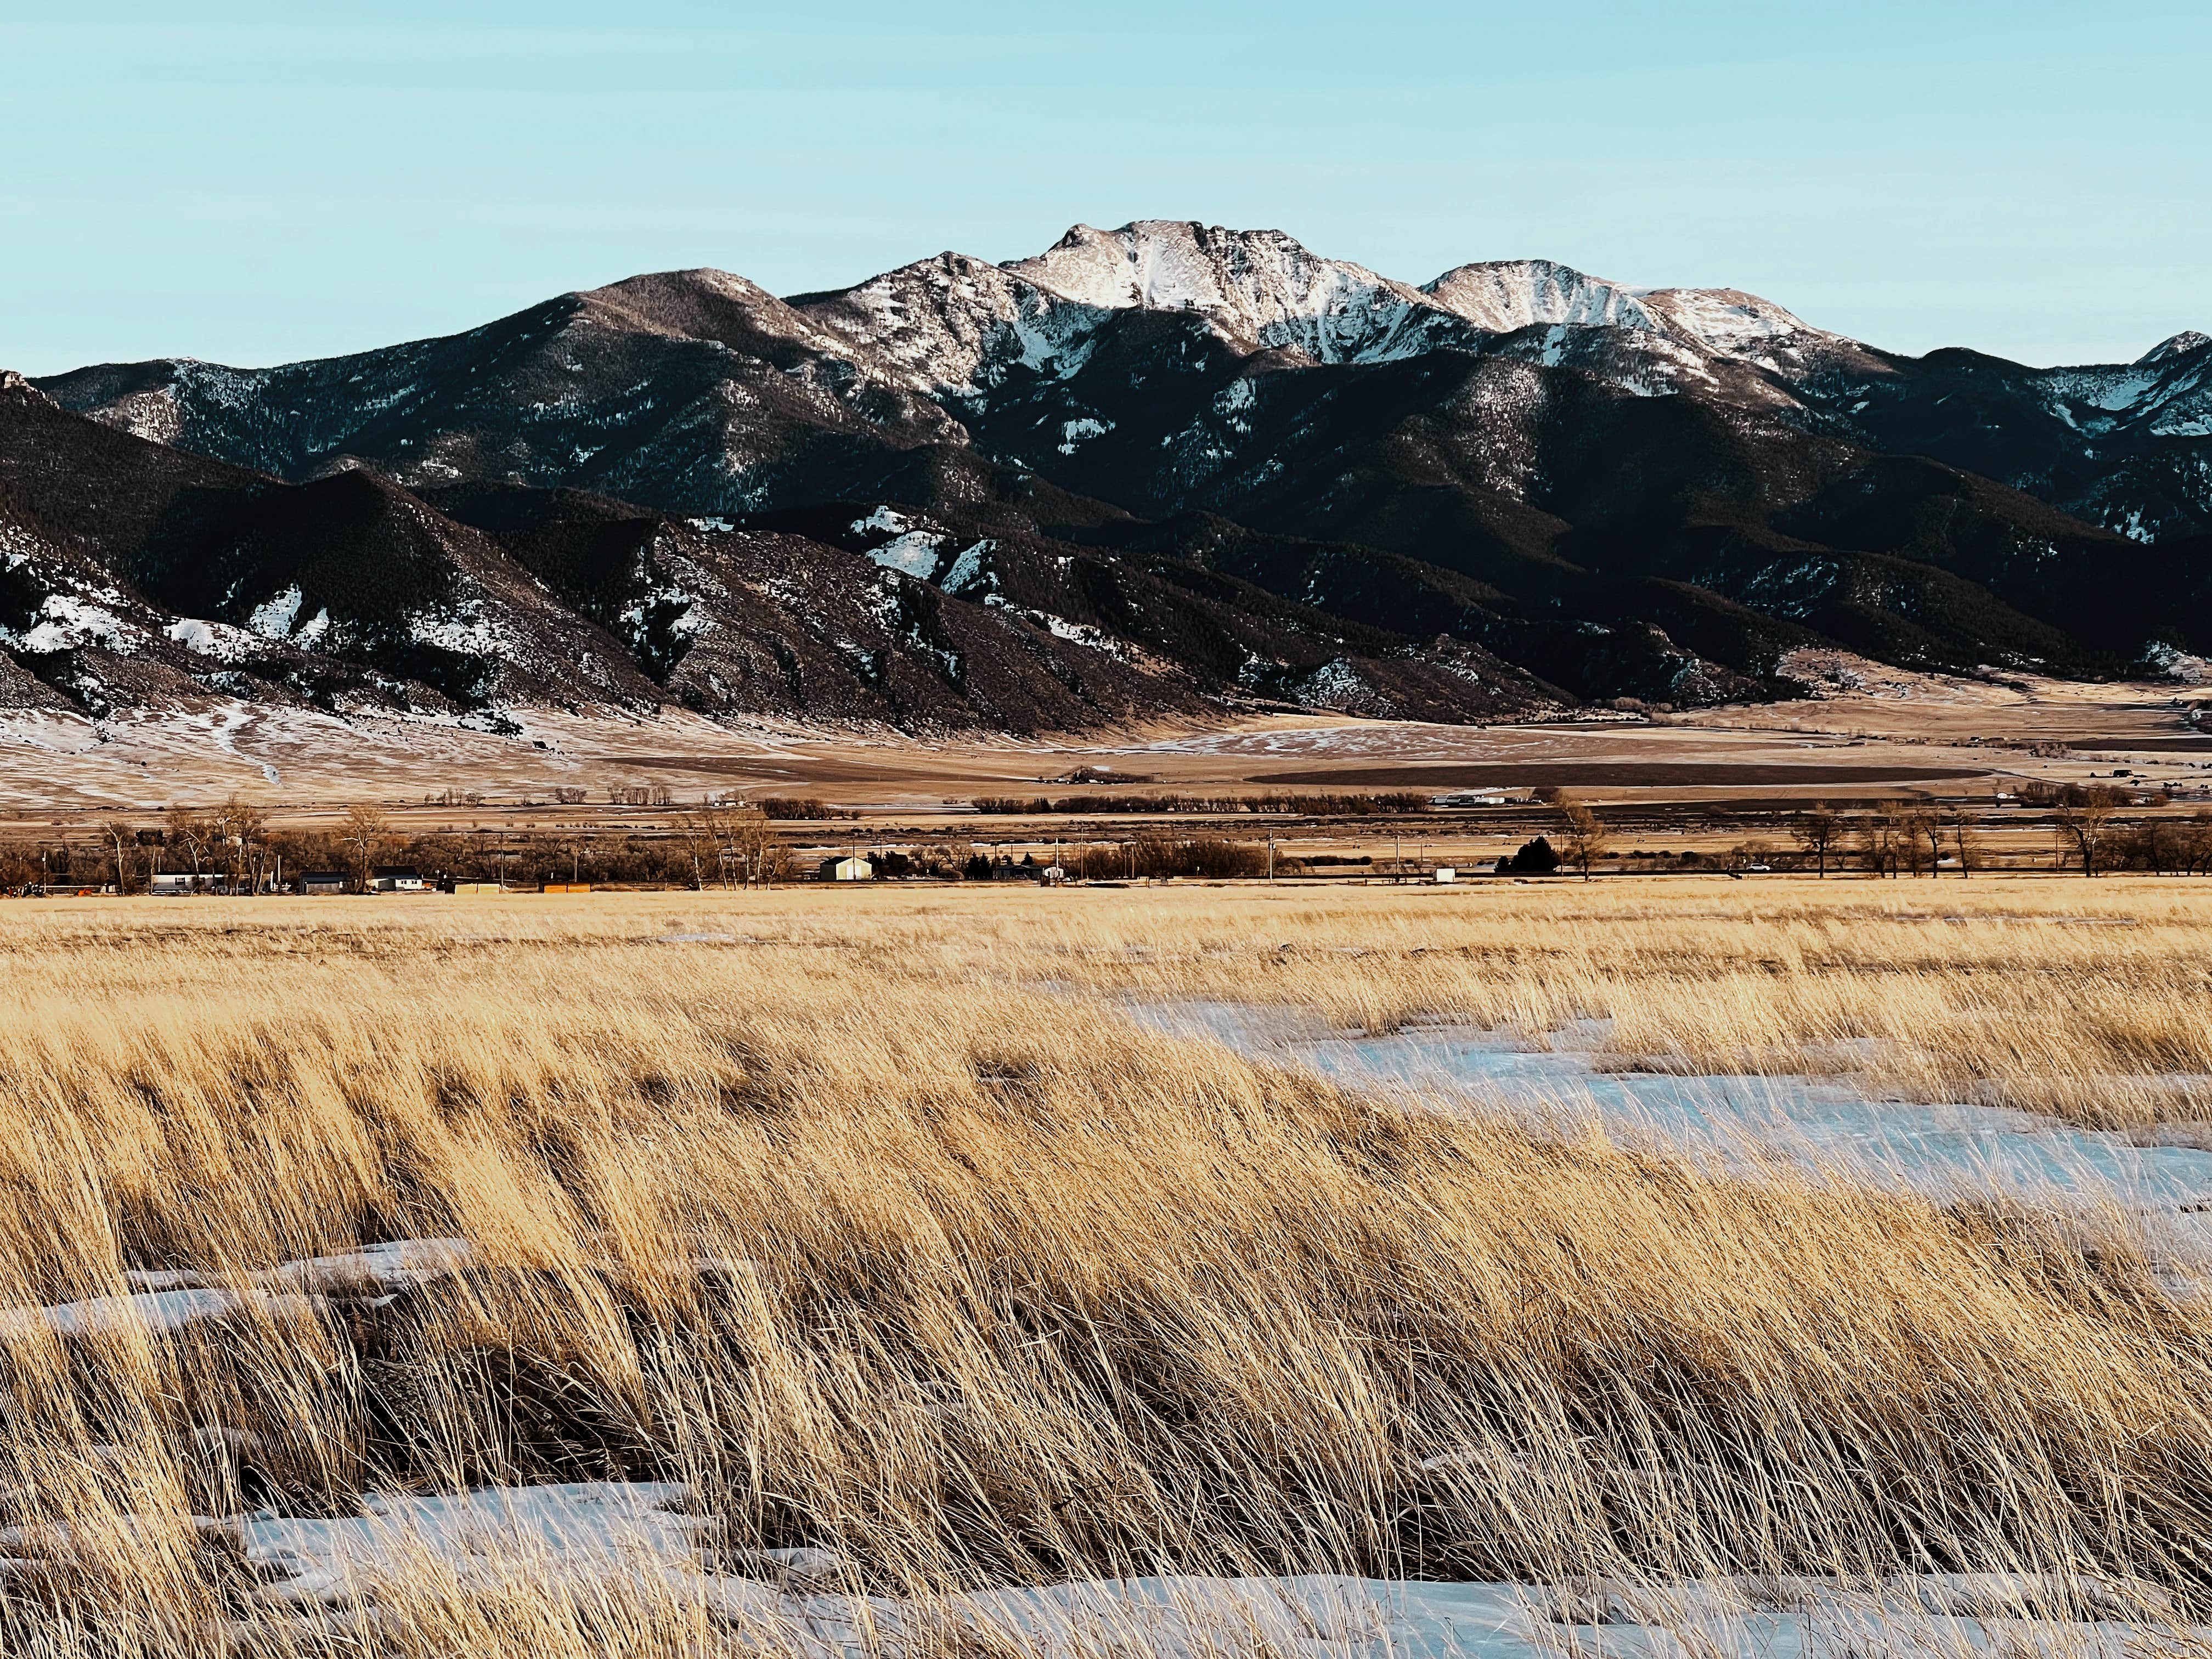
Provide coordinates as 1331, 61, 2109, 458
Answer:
1118, 720, 1639, 761
1136, 1003, 2212, 1260
0, 1239, 473, 1341
229, 1479, 2198, 1656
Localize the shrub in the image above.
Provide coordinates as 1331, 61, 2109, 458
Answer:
1504, 836, 1560, 874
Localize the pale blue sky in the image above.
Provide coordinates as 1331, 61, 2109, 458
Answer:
4, 1, 2206, 375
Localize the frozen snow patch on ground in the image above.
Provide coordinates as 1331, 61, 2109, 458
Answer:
1135, 1003, 2212, 1256
249, 1482, 707, 1607
0, 1239, 475, 1341
232, 1482, 2209, 1657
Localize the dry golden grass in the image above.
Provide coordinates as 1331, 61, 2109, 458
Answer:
0, 877, 2208, 1653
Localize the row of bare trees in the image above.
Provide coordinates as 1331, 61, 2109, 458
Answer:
1789, 789, 2212, 877
1554, 791, 2212, 881
670, 802, 789, 889
1788, 801, 1984, 877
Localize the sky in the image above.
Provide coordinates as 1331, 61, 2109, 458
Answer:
4, 0, 2207, 375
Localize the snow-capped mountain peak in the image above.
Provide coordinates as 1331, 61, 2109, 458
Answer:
1638, 287, 1824, 354
1003, 221, 1449, 365
2138, 330, 2211, 366
1420, 259, 1661, 335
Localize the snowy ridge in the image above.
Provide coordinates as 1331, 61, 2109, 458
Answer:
797, 253, 1115, 398
1422, 259, 1660, 335
2140, 331, 2211, 366
992, 224, 1859, 387
1005, 221, 1464, 365
1640, 287, 1825, 353
2035, 334, 2212, 446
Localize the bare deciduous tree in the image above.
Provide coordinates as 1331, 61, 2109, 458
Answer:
165, 806, 213, 878
729, 807, 787, 888
338, 806, 389, 893
2185, 810, 2212, 876
1792, 802, 1841, 877
1854, 806, 1902, 877
101, 821, 138, 895
1899, 805, 1940, 877
670, 808, 716, 890
2053, 785, 2124, 876
211, 795, 269, 893
1556, 795, 1609, 882
1946, 805, 1982, 878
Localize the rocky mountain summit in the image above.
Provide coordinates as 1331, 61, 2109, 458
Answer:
9, 223, 2209, 732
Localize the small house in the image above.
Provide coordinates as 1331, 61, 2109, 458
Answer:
369, 866, 428, 894
299, 872, 347, 895
149, 872, 222, 896
825, 856, 873, 882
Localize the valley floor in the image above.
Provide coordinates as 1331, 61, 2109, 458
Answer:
5, 667, 2208, 821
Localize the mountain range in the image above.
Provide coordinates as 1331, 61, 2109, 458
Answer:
6, 219, 2209, 733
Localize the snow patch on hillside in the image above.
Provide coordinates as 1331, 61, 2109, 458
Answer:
865, 531, 945, 579
247, 586, 305, 639
165, 617, 265, 661
940, 539, 996, 596
1, 594, 128, 654
2144, 641, 2212, 684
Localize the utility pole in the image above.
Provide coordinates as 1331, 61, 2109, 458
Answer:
1395, 833, 1402, 884
1267, 833, 1274, 882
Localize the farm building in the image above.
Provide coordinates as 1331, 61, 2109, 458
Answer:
1432, 789, 1528, 808
298, 872, 347, 895
149, 872, 223, 895
369, 866, 429, 894
822, 856, 874, 882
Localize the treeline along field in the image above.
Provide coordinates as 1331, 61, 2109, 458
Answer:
12, 782, 2212, 897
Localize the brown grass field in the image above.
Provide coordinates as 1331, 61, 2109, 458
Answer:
2, 878, 2211, 1653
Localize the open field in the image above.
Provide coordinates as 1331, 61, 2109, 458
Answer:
2, 881, 2211, 1652
5, 668, 2210, 824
